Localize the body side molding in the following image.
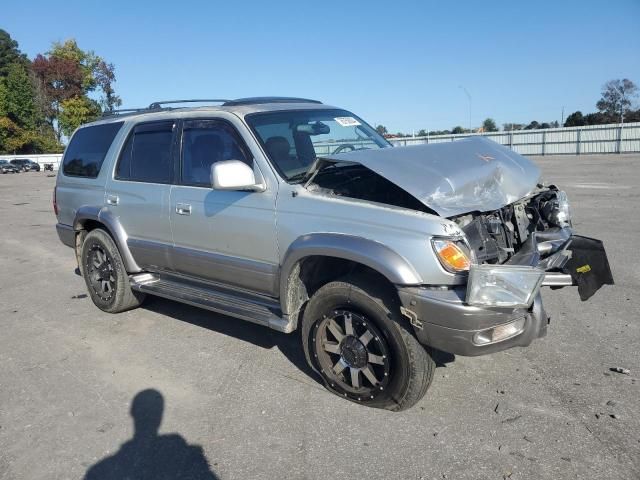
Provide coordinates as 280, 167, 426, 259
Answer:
279, 233, 423, 315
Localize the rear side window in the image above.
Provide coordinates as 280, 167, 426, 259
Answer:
63, 122, 124, 178
115, 121, 174, 184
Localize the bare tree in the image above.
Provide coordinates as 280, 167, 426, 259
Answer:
596, 79, 638, 123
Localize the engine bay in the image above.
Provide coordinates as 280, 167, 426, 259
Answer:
450, 187, 572, 265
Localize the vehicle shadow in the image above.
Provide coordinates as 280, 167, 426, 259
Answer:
83, 389, 218, 480
141, 296, 321, 383
141, 296, 454, 381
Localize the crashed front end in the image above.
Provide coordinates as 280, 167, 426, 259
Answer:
399, 188, 613, 355
319, 137, 614, 355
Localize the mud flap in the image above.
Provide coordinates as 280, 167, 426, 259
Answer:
563, 236, 614, 301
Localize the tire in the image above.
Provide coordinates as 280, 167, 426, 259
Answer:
301, 275, 435, 411
80, 229, 145, 313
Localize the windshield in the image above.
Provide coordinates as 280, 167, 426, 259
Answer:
246, 109, 390, 181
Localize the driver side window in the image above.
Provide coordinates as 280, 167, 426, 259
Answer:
181, 119, 252, 187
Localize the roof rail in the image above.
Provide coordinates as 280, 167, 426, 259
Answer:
147, 99, 231, 109
101, 108, 156, 119
222, 97, 322, 106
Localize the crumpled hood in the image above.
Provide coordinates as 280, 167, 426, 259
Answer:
320, 136, 542, 217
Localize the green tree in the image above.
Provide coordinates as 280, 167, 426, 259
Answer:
417, 129, 427, 137
564, 111, 585, 127
0, 29, 28, 76
59, 96, 101, 137
482, 118, 498, 132
2, 62, 36, 128
451, 126, 465, 134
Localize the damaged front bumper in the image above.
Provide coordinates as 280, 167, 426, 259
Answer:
398, 229, 613, 356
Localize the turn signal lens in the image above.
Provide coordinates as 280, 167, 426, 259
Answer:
432, 239, 471, 273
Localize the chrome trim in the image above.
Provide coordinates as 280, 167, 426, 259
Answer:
542, 273, 574, 287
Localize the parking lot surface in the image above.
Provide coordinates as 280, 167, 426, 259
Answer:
1, 155, 639, 480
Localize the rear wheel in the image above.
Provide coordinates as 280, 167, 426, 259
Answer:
301, 275, 435, 411
80, 229, 145, 313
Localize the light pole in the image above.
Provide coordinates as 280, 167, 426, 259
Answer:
459, 85, 472, 132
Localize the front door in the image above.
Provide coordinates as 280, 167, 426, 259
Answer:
169, 118, 279, 296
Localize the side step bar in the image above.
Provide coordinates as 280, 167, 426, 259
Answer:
130, 273, 295, 333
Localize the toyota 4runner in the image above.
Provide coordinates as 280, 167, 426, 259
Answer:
55, 97, 613, 410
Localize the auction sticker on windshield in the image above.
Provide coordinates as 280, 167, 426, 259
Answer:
334, 117, 361, 127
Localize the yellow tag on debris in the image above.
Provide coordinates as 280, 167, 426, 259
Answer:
576, 264, 592, 273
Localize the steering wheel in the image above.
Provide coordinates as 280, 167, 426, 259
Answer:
332, 144, 356, 154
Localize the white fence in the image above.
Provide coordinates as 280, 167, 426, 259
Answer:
386, 122, 640, 155
2, 122, 639, 169
0, 153, 63, 170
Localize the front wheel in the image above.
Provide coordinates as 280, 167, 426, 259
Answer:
80, 229, 145, 313
301, 276, 435, 411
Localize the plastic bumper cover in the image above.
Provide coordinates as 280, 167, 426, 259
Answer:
397, 286, 548, 356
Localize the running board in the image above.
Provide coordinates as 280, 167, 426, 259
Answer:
129, 273, 294, 333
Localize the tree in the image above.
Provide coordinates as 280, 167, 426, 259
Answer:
94, 60, 122, 111
2, 62, 36, 128
596, 78, 638, 122
59, 96, 101, 137
375, 124, 388, 135
524, 121, 540, 130
32, 54, 84, 140
564, 111, 585, 127
451, 126, 465, 134
32, 38, 122, 140
482, 118, 498, 132
0, 29, 28, 76
417, 129, 427, 137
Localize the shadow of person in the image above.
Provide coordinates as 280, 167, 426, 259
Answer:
84, 389, 218, 480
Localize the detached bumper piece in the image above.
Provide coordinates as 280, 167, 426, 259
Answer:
562, 235, 614, 301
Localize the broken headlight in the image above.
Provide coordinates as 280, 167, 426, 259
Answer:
466, 264, 545, 308
542, 190, 572, 228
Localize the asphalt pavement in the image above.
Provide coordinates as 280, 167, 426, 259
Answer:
0, 155, 638, 479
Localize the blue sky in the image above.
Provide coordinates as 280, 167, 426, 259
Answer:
3, 0, 640, 132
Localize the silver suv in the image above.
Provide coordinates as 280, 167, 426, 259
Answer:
55, 97, 613, 410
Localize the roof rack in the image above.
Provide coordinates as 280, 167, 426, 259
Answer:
147, 99, 231, 109
100, 97, 323, 119
222, 97, 322, 106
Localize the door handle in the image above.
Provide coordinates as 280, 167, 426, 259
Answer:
175, 203, 192, 215
106, 194, 119, 206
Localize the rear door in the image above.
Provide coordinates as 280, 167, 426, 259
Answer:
104, 120, 177, 271
169, 117, 279, 295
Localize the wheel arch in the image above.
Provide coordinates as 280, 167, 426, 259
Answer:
279, 233, 422, 319
73, 206, 142, 273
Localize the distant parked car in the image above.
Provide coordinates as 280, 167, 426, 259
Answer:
0, 160, 19, 174
10, 158, 40, 172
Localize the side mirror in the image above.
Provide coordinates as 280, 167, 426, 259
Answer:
211, 160, 264, 191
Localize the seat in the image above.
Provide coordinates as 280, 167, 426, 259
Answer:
265, 136, 302, 174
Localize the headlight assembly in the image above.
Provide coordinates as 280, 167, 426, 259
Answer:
432, 238, 471, 273
466, 264, 545, 308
